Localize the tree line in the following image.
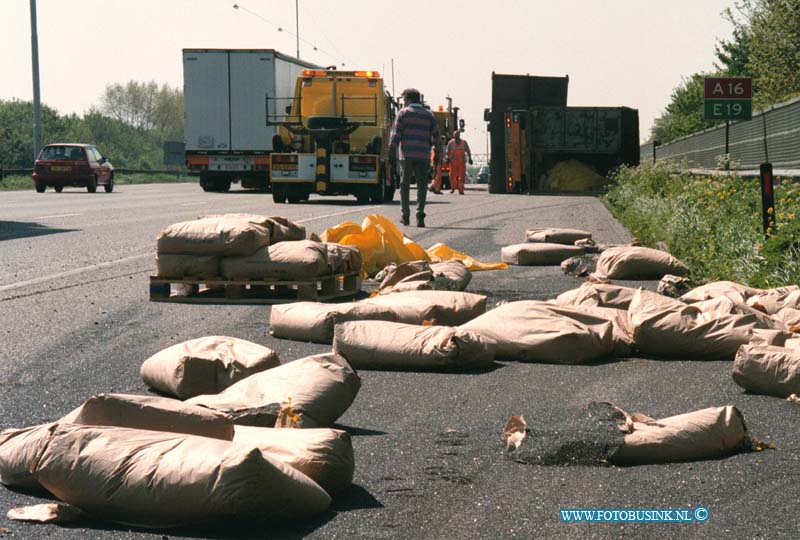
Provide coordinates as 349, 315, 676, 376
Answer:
0, 81, 182, 169
651, 0, 800, 144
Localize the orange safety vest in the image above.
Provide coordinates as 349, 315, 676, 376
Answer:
447, 139, 469, 162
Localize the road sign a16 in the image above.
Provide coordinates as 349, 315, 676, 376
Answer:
704, 77, 752, 99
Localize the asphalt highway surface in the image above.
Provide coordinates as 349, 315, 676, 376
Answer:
1, 183, 798, 539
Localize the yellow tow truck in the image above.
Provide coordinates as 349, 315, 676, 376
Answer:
267, 69, 397, 203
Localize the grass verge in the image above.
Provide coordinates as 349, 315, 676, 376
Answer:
0, 173, 193, 191
606, 161, 800, 288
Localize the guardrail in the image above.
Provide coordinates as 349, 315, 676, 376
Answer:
0, 167, 187, 181
641, 95, 800, 170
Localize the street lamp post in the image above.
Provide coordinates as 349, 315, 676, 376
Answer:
295, 0, 299, 59
29, 0, 42, 162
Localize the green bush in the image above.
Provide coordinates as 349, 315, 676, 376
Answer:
606, 162, 800, 287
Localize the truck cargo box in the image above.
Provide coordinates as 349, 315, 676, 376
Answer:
183, 49, 319, 192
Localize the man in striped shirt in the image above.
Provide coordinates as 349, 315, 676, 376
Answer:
389, 88, 441, 227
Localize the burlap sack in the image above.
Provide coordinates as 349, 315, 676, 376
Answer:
61, 393, 235, 440
460, 301, 615, 364
140, 336, 280, 400
376, 260, 471, 294
156, 216, 271, 256
155, 253, 220, 278
525, 228, 592, 244
187, 353, 361, 428
270, 302, 399, 344
325, 243, 362, 274
733, 344, 800, 397
628, 289, 776, 360
611, 406, 747, 464
363, 290, 487, 325
554, 282, 639, 310
233, 426, 354, 495
201, 214, 306, 244
0, 423, 55, 489
774, 307, 800, 330
265, 216, 306, 243
747, 288, 800, 315
333, 321, 495, 371
30, 425, 331, 528
595, 246, 688, 279
221, 240, 330, 280
679, 280, 764, 305
501, 243, 585, 266
570, 305, 634, 357
430, 260, 472, 290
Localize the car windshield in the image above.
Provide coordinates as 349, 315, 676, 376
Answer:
41, 146, 85, 161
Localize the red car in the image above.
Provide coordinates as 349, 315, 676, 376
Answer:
32, 143, 114, 193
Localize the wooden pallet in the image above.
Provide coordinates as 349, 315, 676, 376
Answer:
149, 272, 362, 304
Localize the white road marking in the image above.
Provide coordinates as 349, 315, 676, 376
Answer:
0, 253, 152, 293
296, 206, 381, 223
1, 205, 380, 293
180, 202, 206, 206
31, 213, 82, 219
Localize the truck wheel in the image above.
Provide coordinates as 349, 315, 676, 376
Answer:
54, 185, 64, 193
383, 185, 395, 202
35, 182, 46, 193
216, 179, 231, 192
104, 174, 114, 193
272, 184, 287, 203
87, 175, 98, 193
200, 174, 215, 192
369, 184, 384, 203
356, 192, 370, 204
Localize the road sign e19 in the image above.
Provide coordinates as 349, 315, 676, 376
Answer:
704, 99, 752, 121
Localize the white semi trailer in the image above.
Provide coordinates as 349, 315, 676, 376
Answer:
183, 49, 319, 192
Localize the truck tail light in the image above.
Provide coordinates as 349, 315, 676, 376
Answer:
272, 154, 298, 164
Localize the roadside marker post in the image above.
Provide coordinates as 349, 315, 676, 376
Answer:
760, 163, 775, 238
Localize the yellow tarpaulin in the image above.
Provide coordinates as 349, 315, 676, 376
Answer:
321, 214, 508, 276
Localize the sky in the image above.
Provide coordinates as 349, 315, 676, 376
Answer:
2, 0, 739, 149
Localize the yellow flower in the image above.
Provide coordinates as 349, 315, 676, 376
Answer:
767, 227, 773, 234
767, 207, 774, 214
779, 213, 785, 219
707, 191, 714, 196
790, 213, 796, 220
758, 242, 763, 250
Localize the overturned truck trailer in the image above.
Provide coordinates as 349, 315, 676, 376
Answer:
504, 106, 640, 194
486, 73, 569, 194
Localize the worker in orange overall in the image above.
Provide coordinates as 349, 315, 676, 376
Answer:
429, 135, 447, 194
445, 130, 472, 194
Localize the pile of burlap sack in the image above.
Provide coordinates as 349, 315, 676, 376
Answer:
501, 227, 690, 281
0, 336, 362, 528
155, 214, 362, 281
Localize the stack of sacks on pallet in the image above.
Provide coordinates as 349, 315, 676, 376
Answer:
269, 290, 487, 345
332, 321, 495, 371
373, 260, 472, 294
155, 214, 304, 278
140, 336, 280, 399
187, 352, 361, 428
221, 240, 361, 281
460, 301, 616, 364
594, 246, 689, 280
0, 393, 356, 527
